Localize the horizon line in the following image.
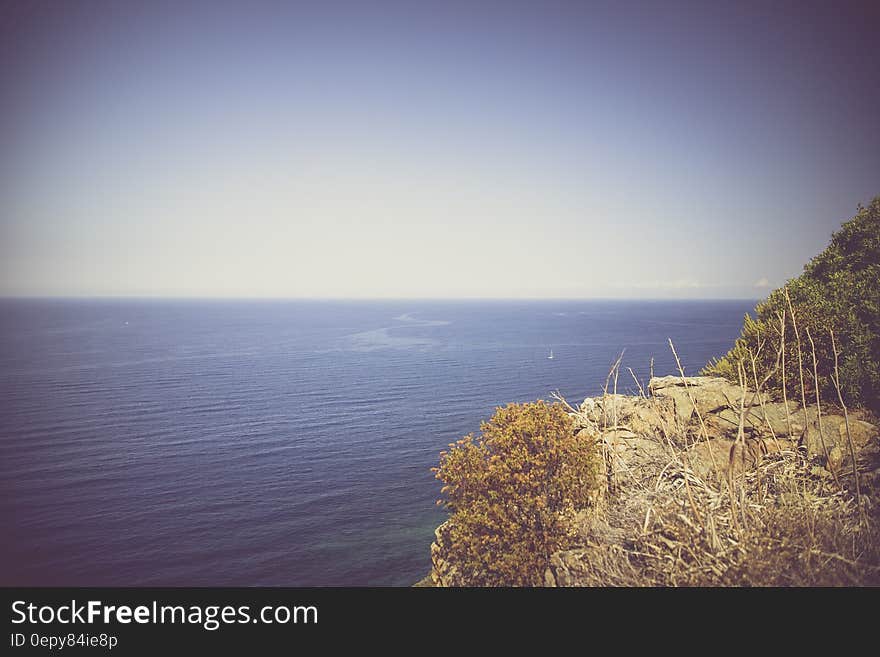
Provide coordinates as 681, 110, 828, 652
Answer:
0, 295, 765, 302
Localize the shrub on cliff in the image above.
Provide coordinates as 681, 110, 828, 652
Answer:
704, 196, 880, 412
433, 401, 603, 586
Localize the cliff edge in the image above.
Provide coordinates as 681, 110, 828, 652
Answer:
429, 375, 880, 586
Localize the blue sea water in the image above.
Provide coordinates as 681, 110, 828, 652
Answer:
0, 299, 755, 586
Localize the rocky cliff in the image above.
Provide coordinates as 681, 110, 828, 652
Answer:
430, 375, 880, 586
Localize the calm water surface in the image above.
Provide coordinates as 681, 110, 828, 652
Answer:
0, 299, 754, 585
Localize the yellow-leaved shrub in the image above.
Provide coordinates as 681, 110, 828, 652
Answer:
433, 401, 603, 586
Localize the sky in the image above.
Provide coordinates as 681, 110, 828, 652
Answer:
1, 0, 878, 299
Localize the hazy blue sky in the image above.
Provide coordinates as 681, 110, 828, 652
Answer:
1, 0, 878, 298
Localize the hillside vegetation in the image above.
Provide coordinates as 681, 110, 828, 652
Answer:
704, 197, 880, 412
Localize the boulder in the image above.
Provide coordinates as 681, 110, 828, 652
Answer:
602, 431, 669, 487
802, 415, 842, 458
705, 407, 759, 439
802, 415, 880, 460
686, 437, 796, 479
841, 418, 880, 451
649, 376, 765, 425
706, 401, 803, 439
578, 394, 674, 435
760, 401, 805, 436
687, 439, 753, 479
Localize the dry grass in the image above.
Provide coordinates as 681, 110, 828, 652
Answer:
553, 329, 879, 587
561, 445, 879, 586
830, 328, 864, 523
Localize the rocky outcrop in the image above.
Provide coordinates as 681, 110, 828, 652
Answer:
649, 375, 769, 424
430, 521, 459, 587
581, 376, 879, 464
802, 417, 879, 458
545, 376, 880, 586
575, 393, 674, 437
429, 375, 880, 587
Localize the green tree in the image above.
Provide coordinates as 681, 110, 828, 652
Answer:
434, 401, 603, 586
704, 196, 880, 411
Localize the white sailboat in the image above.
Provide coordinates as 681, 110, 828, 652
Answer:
547, 348, 554, 360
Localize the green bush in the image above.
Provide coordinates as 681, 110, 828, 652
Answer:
704, 196, 880, 411
433, 401, 603, 586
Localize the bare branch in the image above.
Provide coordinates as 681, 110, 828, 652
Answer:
668, 338, 720, 480
627, 367, 646, 398
830, 329, 864, 525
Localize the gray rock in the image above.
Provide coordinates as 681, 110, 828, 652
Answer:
649, 376, 762, 425
840, 418, 880, 451
579, 394, 674, 435
802, 415, 844, 458
802, 415, 880, 460
706, 401, 803, 439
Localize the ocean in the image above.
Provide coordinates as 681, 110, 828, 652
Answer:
0, 299, 755, 586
